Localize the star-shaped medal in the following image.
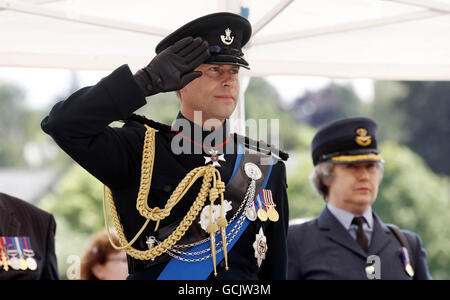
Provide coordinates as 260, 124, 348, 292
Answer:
204, 149, 226, 167
253, 227, 268, 267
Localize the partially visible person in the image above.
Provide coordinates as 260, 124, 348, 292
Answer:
288, 117, 431, 280
80, 230, 128, 280
0, 193, 58, 280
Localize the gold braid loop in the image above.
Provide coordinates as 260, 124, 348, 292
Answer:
103, 124, 226, 261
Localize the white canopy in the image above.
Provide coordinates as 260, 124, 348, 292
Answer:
1, 0, 450, 80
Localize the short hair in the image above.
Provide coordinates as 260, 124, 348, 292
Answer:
310, 161, 384, 201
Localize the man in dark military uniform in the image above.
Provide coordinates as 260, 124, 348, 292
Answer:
288, 117, 431, 280
42, 12, 289, 280
0, 193, 58, 280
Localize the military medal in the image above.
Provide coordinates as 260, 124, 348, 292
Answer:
261, 189, 279, 222
244, 163, 262, 181
400, 247, 415, 277
0, 237, 10, 271
244, 163, 264, 222
252, 227, 268, 267
14, 237, 28, 271
204, 149, 226, 167
23, 237, 37, 271
5, 237, 20, 270
255, 195, 268, 222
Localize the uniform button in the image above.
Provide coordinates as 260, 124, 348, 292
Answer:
163, 185, 172, 193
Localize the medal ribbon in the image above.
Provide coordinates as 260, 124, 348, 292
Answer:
5, 237, 16, 255
262, 189, 275, 207
0, 237, 6, 259
13, 238, 22, 257
0, 237, 6, 254
255, 194, 266, 212
22, 237, 32, 256
400, 247, 411, 267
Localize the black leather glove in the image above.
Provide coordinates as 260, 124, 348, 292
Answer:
134, 37, 210, 96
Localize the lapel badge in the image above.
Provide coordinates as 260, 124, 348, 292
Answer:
220, 28, 234, 45
204, 149, 226, 167
355, 128, 372, 147
253, 227, 268, 267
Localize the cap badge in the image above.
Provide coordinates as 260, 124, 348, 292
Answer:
355, 128, 372, 147
220, 28, 234, 45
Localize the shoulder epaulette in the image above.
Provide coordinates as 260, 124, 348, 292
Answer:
125, 114, 173, 133
234, 133, 289, 161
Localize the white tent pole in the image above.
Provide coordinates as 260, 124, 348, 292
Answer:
390, 0, 450, 13
251, 0, 294, 37
252, 10, 443, 46
0, 0, 171, 36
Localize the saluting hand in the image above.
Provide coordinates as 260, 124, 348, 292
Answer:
134, 37, 210, 96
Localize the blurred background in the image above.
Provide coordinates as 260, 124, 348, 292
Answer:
0, 0, 449, 279
0, 69, 448, 279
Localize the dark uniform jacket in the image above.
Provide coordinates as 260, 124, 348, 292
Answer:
0, 193, 58, 280
288, 207, 431, 280
41, 65, 289, 280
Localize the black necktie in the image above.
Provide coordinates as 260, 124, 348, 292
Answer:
352, 216, 369, 253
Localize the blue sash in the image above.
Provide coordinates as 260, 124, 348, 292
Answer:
158, 146, 274, 280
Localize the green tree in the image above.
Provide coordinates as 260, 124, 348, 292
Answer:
291, 83, 364, 127
39, 164, 105, 278
245, 77, 302, 150
370, 81, 450, 175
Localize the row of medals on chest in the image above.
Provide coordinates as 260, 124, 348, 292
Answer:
0, 237, 37, 272
206, 149, 279, 223
146, 150, 278, 266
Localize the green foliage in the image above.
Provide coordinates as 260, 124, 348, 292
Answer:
39, 164, 105, 278
286, 148, 323, 219
370, 81, 450, 175
292, 83, 364, 127
40, 164, 104, 234
245, 78, 302, 150
0, 82, 27, 167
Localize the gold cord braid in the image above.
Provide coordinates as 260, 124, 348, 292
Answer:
102, 124, 226, 261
